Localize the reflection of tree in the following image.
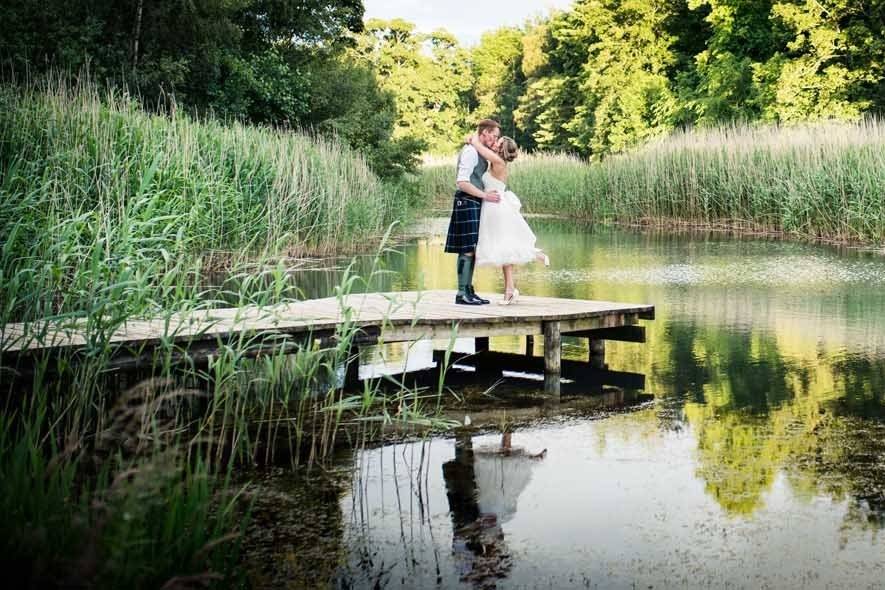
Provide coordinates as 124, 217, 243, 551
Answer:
688, 355, 885, 528
656, 320, 710, 405
662, 320, 884, 522
828, 354, 885, 419
815, 355, 885, 530
690, 410, 786, 514
682, 327, 822, 515
654, 321, 806, 413
399, 226, 885, 527
719, 334, 797, 411
280, 221, 885, 531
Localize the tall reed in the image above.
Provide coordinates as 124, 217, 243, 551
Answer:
0, 75, 404, 324
0, 76, 455, 587
420, 120, 885, 243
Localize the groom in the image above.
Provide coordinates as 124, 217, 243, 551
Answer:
444, 119, 502, 305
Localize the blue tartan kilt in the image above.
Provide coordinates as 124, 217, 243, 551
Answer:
444, 192, 483, 253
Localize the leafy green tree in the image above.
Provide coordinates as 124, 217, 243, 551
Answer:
352, 19, 472, 153
515, 75, 580, 152
509, 1, 684, 157
513, 18, 585, 152
487, 0, 883, 150
205, 0, 365, 123
0, 1, 111, 70
0, 0, 364, 114
682, 0, 787, 124
471, 28, 526, 140
306, 56, 423, 177
0, 1, 423, 176
211, 48, 312, 124
766, 0, 885, 121
7, 0, 885, 165
235, 0, 363, 49
563, 0, 681, 156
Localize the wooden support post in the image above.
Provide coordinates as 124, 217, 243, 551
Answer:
543, 321, 561, 395
525, 335, 534, 357
544, 373, 560, 396
473, 336, 494, 374
589, 339, 606, 369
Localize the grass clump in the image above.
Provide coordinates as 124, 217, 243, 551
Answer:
0, 391, 245, 589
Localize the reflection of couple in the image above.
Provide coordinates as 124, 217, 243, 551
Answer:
475, 432, 547, 521
445, 119, 550, 306
442, 430, 546, 588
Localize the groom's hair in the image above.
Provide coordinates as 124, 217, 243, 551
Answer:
476, 119, 501, 135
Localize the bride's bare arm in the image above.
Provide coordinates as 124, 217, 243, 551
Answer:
468, 135, 505, 167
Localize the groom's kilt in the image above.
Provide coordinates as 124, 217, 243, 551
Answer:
444, 192, 482, 253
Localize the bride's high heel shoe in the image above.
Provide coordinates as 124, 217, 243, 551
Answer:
499, 288, 519, 305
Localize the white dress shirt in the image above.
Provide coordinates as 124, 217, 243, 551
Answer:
456, 144, 480, 188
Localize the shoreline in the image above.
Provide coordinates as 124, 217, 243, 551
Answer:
415, 207, 885, 251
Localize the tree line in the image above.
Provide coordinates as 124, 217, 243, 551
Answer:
362, 0, 884, 158
3, 0, 884, 170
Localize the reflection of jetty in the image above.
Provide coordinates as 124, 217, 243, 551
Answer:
1, 290, 654, 393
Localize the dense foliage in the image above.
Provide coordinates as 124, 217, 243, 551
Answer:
5, 1, 882, 161
0, 0, 420, 177
0, 78, 400, 325
0, 78, 440, 588
354, 1, 885, 157
500, 0, 885, 157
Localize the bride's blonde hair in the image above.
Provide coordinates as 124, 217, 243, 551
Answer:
498, 136, 518, 162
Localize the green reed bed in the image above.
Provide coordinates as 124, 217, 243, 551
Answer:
0, 78, 454, 588
0, 76, 395, 298
419, 152, 593, 213
586, 120, 885, 241
0, 75, 422, 325
420, 120, 885, 243
0, 251, 457, 588
1, 404, 245, 589
0, 369, 248, 588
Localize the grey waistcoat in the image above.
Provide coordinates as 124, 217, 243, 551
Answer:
456, 147, 488, 196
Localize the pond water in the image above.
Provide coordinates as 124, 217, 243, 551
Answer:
243, 220, 885, 589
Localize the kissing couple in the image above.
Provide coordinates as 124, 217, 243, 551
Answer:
444, 119, 549, 306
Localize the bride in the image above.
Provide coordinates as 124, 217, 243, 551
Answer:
469, 134, 549, 304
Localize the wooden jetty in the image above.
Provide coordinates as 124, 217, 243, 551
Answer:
1, 290, 654, 393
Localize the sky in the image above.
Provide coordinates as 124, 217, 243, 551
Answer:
363, 0, 575, 46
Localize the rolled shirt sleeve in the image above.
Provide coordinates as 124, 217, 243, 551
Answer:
456, 145, 479, 187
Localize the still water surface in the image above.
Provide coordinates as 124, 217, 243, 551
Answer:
245, 220, 885, 589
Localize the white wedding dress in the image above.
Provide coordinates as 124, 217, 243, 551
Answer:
475, 171, 542, 267
473, 450, 537, 524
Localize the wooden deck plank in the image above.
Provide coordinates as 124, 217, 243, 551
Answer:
1, 290, 654, 357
